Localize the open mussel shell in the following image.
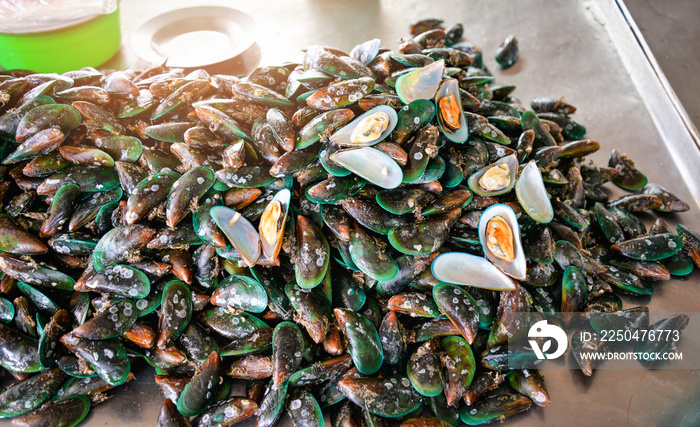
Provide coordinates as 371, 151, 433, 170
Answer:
478, 204, 526, 281
350, 38, 381, 64
259, 189, 291, 262
330, 105, 398, 147
435, 78, 468, 143
396, 59, 445, 105
467, 153, 518, 197
319, 141, 351, 177
210, 206, 260, 267
431, 252, 516, 291
515, 160, 554, 223
331, 147, 403, 189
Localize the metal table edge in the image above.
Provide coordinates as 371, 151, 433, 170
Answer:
593, 0, 700, 209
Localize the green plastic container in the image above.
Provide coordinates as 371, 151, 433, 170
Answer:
0, 6, 121, 73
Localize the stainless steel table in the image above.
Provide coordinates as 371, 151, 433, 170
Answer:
625, 0, 700, 129
20, 0, 700, 425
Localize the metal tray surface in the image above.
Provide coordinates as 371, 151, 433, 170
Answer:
10, 0, 700, 425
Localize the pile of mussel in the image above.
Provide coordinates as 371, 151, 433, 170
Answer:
0, 16, 698, 427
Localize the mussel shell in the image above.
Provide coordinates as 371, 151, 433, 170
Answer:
270, 321, 304, 387
642, 183, 690, 212
72, 299, 137, 340
0, 367, 66, 418
0, 323, 41, 373
0, 298, 14, 324
330, 106, 398, 149
661, 251, 694, 276
396, 60, 445, 105
376, 188, 435, 214
198, 306, 269, 340
232, 81, 293, 107
166, 166, 216, 228
435, 78, 468, 143
553, 241, 604, 275
256, 381, 287, 427
459, 393, 532, 425
259, 189, 291, 261
515, 161, 553, 223
433, 283, 479, 343
210, 206, 261, 267
226, 355, 272, 380
157, 280, 193, 347
297, 109, 355, 149
40, 183, 80, 238
407, 340, 443, 397
388, 292, 441, 318
334, 308, 383, 375
441, 335, 476, 406
590, 306, 649, 336
331, 147, 403, 189
0, 94, 54, 135
177, 322, 218, 361
16, 104, 81, 142
427, 394, 460, 427
219, 328, 273, 357
599, 268, 653, 296
81, 264, 151, 299
196, 397, 257, 427
377, 311, 406, 366
611, 233, 683, 261
211, 275, 268, 313
306, 175, 367, 204
431, 252, 516, 291
69, 187, 122, 232
478, 204, 526, 280
393, 99, 436, 145
561, 266, 587, 313
608, 149, 647, 191
409, 154, 446, 184
351, 38, 381, 64
341, 197, 408, 235
349, 224, 399, 282
467, 154, 518, 197
295, 215, 330, 289
4, 128, 65, 165
194, 191, 227, 248
177, 351, 221, 417
338, 376, 422, 418
319, 140, 351, 177
59, 333, 130, 386
635, 315, 689, 360
387, 209, 459, 256
306, 77, 375, 110
218, 165, 277, 188
125, 171, 179, 225
285, 282, 330, 344
0, 254, 75, 291
286, 388, 324, 426
17, 282, 60, 320
13, 395, 90, 427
